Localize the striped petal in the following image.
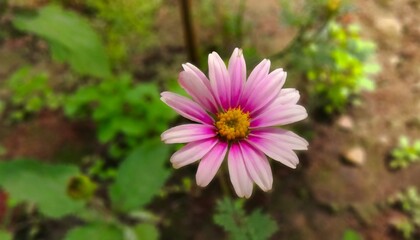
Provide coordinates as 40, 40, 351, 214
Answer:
170, 138, 218, 169
179, 69, 218, 113
246, 135, 300, 169
243, 69, 286, 113
228, 48, 246, 107
161, 124, 216, 144
161, 91, 213, 125
251, 104, 307, 128
209, 52, 231, 110
239, 142, 273, 192
240, 59, 270, 105
228, 143, 253, 198
250, 128, 308, 150
196, 141, 228, 187
252, 88, 301, 118
182, 63, 211, 88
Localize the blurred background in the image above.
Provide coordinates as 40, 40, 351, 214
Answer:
0, 0, 419, 239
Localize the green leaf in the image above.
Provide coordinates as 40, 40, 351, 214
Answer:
357, 77, 375, 91
214, 197, 278, 240
64, 223, 124, 240
0, 160, 83, 218
247, 210, 278, 240
13, 5, 111, 78
342, 229, 363, 240
110, 140, 170, 212
0, 230, 12, 240
133, 223, 159, 240
214, 198, 248, 240
364, 63, 381, 74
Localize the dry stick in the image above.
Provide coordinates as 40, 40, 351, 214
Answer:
179, 0, 199, 65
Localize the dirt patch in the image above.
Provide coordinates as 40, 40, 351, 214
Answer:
0, 111, 95, 163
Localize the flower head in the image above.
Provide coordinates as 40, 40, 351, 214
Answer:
161, 48, 308, 198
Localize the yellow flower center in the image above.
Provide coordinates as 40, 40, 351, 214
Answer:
215, 107, 250, 141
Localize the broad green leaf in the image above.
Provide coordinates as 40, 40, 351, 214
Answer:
0, 230, 12, 240
342, 229, 363, 240
110, 140, 170, 212
13, 5, 111, 78
64, 223, 124, 240
0, 160, 83, 218
133, 223, 159, 240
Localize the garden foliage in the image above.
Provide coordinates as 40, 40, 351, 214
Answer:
0, 0, 382, 239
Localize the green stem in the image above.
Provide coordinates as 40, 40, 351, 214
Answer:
217, 166, 231, 197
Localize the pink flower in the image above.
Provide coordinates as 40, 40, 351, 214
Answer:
161, 48, 308, 198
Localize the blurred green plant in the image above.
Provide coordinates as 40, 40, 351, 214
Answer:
0, 141, 168, 240
390, 136, 420, 169
64, 74, 176, 158
12, 4, 111, 78
197, 0, 249, 57
389, 187, 420, 239
213, 197, 278, 240
1, 66, 62, 122
277, 0, 380, 114
86, 156, 117, 181
304, 22, 379, 113
342, 229, 363, 240
84, 0, 162, 64
0, 230, 12, 240
0, 160, 84, 218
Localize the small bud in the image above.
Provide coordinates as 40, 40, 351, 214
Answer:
67, 175, 97, 201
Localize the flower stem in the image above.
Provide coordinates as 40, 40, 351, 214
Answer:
217, 166, 231, 197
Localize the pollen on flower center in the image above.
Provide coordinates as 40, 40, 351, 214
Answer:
215, 107, 250, 141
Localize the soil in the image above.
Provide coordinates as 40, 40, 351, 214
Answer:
1, 0, 420, 239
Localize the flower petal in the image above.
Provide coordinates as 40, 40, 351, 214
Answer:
228, 143, 253, 198
240, 59, 270, 104
251, 88, 301, 118
250, 128, 308, 150
246, 135, 299, 169
196, 141, 228, 187
182, 63, 211, 88
277, 88, 300, 105
179, 69, 218, 113
161, 91, 213, 125
239, 142, 273, 192
209, 52, 231, 110
228, 48, 246, 107
170, 138, 219, 169
243, 69, 286, 113
251, 104, 307, 128
161, 124, 216, 144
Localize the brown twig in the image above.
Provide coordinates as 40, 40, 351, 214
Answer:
179, 0, 199, 65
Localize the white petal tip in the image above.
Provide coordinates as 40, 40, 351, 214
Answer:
171, 164, 182, 169
196, 181, 208, 188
